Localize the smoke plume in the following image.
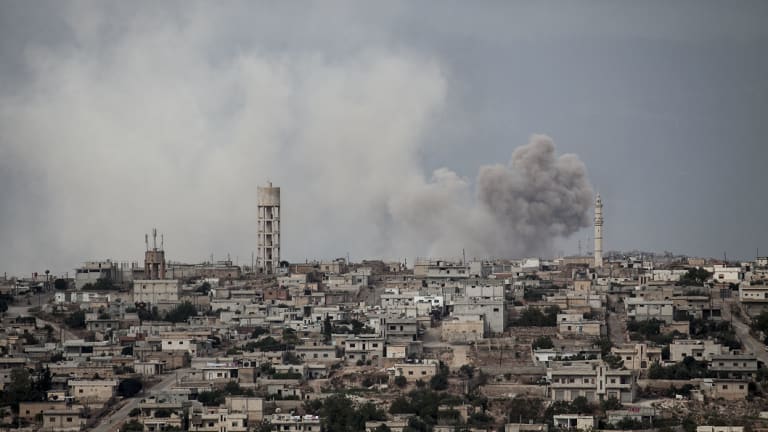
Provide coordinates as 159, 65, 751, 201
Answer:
0, 3, 594, 274
476, 134, 594, 255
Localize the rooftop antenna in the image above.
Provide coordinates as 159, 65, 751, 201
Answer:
152, 228, 157, 250
161, 234, 164, 250
145, 234, 149, 252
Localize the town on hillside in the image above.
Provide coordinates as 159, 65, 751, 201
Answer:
1, 188, 767, 432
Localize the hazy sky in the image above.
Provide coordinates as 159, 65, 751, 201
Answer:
1, 1, 767, 275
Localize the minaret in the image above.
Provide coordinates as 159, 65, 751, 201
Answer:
257, 182, 281, 274
594, 194, 603, 268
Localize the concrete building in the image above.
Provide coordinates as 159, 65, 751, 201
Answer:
610, 344, 662, 370
68, 379, 118, 405
389, 359, 439, 382
453, 298, 507, 335
669, 339, 724, 363
133, 279, 181, 305
557, 313, 603, 338
710, 265, 742, 284
548, 361, 636, 403
441, 315, 485, 343
700, 378, 749, 400
268, 413, 321, 432
41, 408, 87, 432
74, 261, 119, 290
709, 354, 758, 379
594, 194, 603, 268
553, 414, 596, 431
225, 397, 264, 422
413, 259, 469, 279
343, 335, 385, 365
257, 182, 281, 275
625, 298, 674, 323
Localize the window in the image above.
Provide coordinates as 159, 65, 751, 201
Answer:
722, 385, 728, 390
739, 385, 745, 390
66, 418, 72, 423
610, 378, 616, 384
408, 371, 413, 375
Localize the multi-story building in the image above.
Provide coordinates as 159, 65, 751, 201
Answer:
343, 335, 385, 365
625, 298, 674, 323
133, 279, 181, 305
453, 298, 506, 335
557, 313, 603, 338
382, 317, 420, 342
547, 361, 636, 403
267, 414, 321, 432
610, 344, 662, 370
74, 261, 119, 290
708, 354, 758, 379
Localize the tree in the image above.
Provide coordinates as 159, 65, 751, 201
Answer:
3, 368, 35, 410
282, 328, 300, 345
164, 302, 198, 323
394, 376, 408, 388
458, 365, 475, 379
198, 390, 226, 406
323, 316, 333, 342
532, 336, 554, 349
118, 378, 143, 397
54, 278, 68, 290
429, 362, 449, 391
678, 267, 711, 286
122, 420, 144, 432
601, 395, 623, 411
64, 310, 86, 329
196, 282, 212, 295
128, 408, 141, 417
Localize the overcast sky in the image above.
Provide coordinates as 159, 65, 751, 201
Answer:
1, 1, 767, 275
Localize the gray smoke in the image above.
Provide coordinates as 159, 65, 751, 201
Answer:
386, 134, 594, 260
475, 134, 594, 256
0, 3, 595, 274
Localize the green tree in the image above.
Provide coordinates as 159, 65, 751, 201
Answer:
678, 267, 711, 286
429, 362, 449, 391
117, 378, 143, 397
532, 336, 554, 349
282, 328, 300, 345
64, 310, 86, 329
122, 420, 144, 432
54, 278, 68, 290
394, 375, 408, 388
164, 302, 198, 323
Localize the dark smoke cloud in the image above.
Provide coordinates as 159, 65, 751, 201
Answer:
475, 134, 594, 256
386, 134, 594, 260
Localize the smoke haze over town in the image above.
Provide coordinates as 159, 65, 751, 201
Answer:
1, 1, 767, 274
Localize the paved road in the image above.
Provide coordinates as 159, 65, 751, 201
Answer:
91, 369, 190, 432
724, 300, 768, 364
